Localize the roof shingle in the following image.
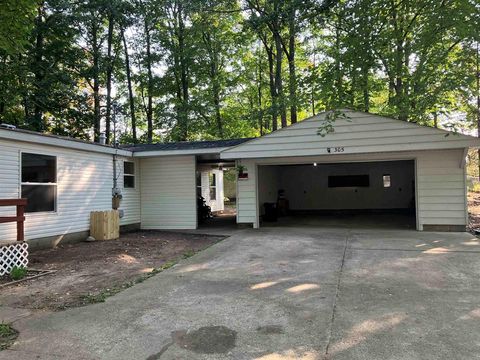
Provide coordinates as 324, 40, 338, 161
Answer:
122, 138, 253, 152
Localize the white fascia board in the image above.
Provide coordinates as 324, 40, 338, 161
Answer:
0, 129, 133, 156
132, 147, 229, 157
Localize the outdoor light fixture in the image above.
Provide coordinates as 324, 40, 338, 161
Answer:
313, 162, 317, 167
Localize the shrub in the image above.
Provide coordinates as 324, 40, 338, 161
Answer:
0, 323, 18, 350
9, 266, 27, 281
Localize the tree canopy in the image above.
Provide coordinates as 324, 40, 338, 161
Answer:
0, 0, 478, 144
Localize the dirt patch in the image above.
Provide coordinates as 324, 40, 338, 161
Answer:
468, 192, 480, 231
0, 231, 224, 311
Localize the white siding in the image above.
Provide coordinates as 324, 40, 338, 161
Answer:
0, 139, 115, 243
416, 149, 467, 229
117, 157, 141, 226
236, 159, 258, 227
140, 155, 197, 229
235, 150, 467, 230
221, 110, 480, 159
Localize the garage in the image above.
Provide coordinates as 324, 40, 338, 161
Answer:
220, 109, 480, 231
257, 160, 416, 229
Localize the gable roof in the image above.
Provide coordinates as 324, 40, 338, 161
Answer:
220, 109, 480, 159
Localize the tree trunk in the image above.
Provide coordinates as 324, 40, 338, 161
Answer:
121, 27, 137, 143
257, 52, 264, 135
287, 7, 297, 124
334, 13, 343, 107
178, 2, 189, 141
275, 32, 286, 128
91, 16, 101, 142
476, 42, 480, 181
362, 64, 369, 112
105, 11, 114, 144
32, 3, 45, 132
204, 31, 223, 138
266, 44, 277, 131
145, 20, 153, 143
272, 0, 286, 128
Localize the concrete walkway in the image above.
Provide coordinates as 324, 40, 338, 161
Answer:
2, 227, 480, 359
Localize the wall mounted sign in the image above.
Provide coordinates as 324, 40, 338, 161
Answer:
327, 147, 345, 154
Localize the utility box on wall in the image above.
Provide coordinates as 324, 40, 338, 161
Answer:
90, 210, 120, 240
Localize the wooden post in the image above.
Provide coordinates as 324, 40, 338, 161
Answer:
0, 198, 27, 242
17, 202, 25, 241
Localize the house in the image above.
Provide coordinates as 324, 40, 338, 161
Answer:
0, 109, 478, 248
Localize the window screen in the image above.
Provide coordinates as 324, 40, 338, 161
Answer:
124, 161, 135, 188
21, 153, 57, 213
328, 175, 370, 187
22, 153, 56, 183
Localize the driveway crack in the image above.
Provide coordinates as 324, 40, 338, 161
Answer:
324, 229, 349, 357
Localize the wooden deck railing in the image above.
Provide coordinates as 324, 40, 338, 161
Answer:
0, 199, 27, 241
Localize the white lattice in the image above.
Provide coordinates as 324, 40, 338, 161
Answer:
0, 242, 29, 276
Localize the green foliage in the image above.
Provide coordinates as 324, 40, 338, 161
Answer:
0, 0, 478, 142
0, 0, 37, 54
0, 323, 18, 350
182, 249, 195, 259
9, 266, 27, 281
317, 109, 350, 137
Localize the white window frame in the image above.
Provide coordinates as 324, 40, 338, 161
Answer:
209, 172, 217, 201
20, 151, 58, 214
123, 161, 136, 189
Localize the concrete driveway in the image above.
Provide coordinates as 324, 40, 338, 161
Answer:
2, 227, 480, 360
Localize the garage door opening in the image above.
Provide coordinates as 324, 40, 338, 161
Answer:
258, 160, 416, 229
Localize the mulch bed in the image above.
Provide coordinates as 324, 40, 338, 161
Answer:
0, 231, 224, 311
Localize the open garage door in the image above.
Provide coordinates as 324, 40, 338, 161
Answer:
257, 160, 416, 229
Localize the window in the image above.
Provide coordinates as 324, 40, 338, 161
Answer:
328, 175, 369, 188
124, 161, 135, 188
383, 174, 391, 188
21, 153, 57, 213
209, 173, 217, 200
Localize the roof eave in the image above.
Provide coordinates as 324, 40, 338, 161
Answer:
0, 128, 133, 156
132, 147, 230, 157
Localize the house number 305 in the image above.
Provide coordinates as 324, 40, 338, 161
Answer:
327, 147, 345, 153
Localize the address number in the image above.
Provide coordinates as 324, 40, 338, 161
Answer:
327, 147, 344, 153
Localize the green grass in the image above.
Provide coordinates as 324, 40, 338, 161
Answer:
0, 323, 18, 351
182, 249, 196, 259
9, 266, 27, 281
